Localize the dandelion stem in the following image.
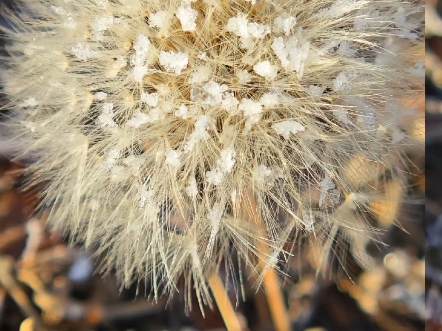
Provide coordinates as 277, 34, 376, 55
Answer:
209, 274, 243, 331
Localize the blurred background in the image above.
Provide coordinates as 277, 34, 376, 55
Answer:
0, 1, 429, 330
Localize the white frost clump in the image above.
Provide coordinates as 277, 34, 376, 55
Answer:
255, 164, 272, 181
217, 147, 236, 173
72, 43, 95, 61
239, 98, 263, 133
319, 175, 335, 207
176, 5, 198, 31
97, 103, 117, 128
165, 149, 182, 167
126, 111, 150, 128
104, 148, 120, 169
247, 22, 271, 39
253, 61, 278, 80
189, 66, 213, 84
333, 72, 356, 94
273, 14, 297, 36
302, 211, 315, 232
206, 168, 224, 185
226, 14, 250, 38
185, 177, 198, 199
336, 41, 357, 57
203, 81, 228, 106
272, 120, 305, 139
184, 115, 214, 152
227, 15, 271, 39
175, 104, 189, 119
141, 92, 159, 107
236, 70, 252, 83
137, 187, 155, 209
132, 34, 151, 66
306, 85, 324, 100
149, 11, 173, 29
221, 92, 239, 115
260, 92, 280, 108
272, 36, 310, 79
159, 51, 189, 75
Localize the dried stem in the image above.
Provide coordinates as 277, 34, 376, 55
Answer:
209, 274, 243, 331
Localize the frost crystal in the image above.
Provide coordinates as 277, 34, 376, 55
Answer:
138, 188, 155, 209
185, 177, 198, 198
97, 103, 117, 128
217, 147, 236, 173
72, 43, 94, 61
260, 93, 280, 108
206, 168, 224, 185
306, 85, 324, 100
302, 211, 315, 232
203, 81, 228, 106
126, 111, 149, 128
337, 41, 357, 57
272, 36, 310, 79
141, 92, 159, 107
236, 70, 252, 83
175, 104, 189, 119
272, 120, 305, 139
319, 175, 335, 207
189, 66, 213, 84
226, 14, 249, 38
221, 93, 239, 115
104, 148, 120, 169
21, 97, 39, 108
255, 164, 272, 181
165, 149, 182, 167
159, 51, 189, 75
206, 201, 225, 257
149, 11, 173, 29
273, 14, 297, 36
253, 61, 278, 80
333, 109, 352, 125
93, 92, 108, 101
239, 98, 262, 117
184, 115, 213, 152
92, 16, 115, 33
132, 34, 151, 66
247, 22, 271, 39
176, 5, 198, 31
333, 72, 356, 93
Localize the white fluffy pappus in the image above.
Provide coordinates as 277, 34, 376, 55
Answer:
0, 0, 423, 310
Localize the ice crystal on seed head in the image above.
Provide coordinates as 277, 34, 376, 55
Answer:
2, 0, 423, 309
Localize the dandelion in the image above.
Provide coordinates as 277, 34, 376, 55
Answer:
1, 0, 423, 318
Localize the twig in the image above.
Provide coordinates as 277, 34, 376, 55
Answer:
209, 274, 243, 331
0, 256, 44, 330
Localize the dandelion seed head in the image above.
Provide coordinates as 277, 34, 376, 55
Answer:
2, 0, 423, 307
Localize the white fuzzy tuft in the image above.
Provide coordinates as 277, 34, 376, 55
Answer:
3, 0, 422, 308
